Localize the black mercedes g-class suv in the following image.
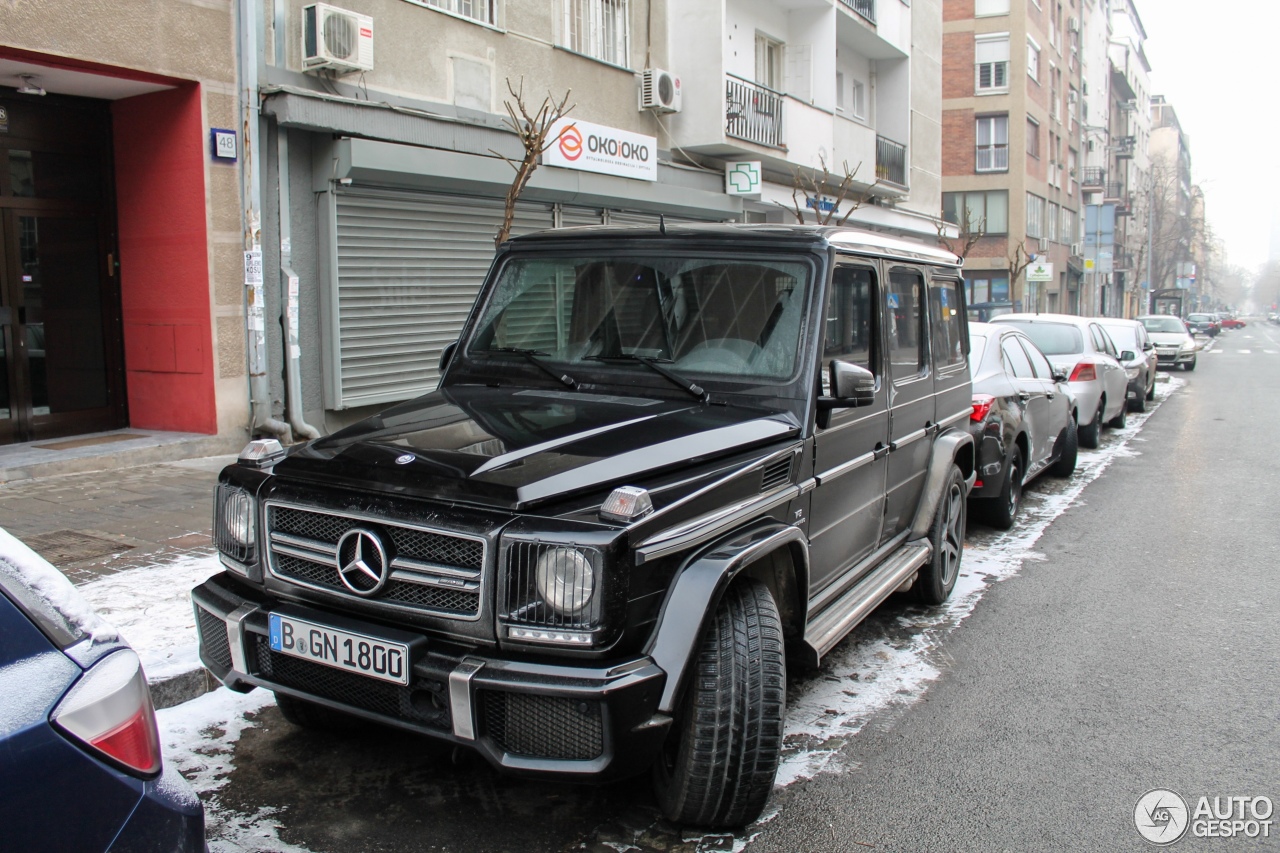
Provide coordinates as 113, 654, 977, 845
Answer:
194, 224, 974, 828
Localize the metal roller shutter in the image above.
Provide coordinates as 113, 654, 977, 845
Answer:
332, 189, 552, 409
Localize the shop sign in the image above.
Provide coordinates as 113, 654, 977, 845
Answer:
544, 118, 657, 182
1027, 262, 1054, 282
725, 161, 761, 197
0, 106, 8, 134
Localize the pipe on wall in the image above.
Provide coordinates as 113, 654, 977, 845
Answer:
277, 130, 320, 441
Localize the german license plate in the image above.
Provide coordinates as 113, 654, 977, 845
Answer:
268, 613, 410, 686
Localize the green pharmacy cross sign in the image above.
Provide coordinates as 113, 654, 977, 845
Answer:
726, 161, 761, 196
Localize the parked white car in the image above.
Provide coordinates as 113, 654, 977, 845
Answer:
1137, 314, 1198, 371
991, 313, 1130, 448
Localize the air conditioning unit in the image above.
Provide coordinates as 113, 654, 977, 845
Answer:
1070, 242, 1081, 256
1038, 237, 1051, 253
1068, 16, 1080, 32
639, 68, 682, 114
303, 4, 374, 75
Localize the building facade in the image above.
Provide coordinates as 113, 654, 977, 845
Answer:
941, 0, 1086, 315
0, 1, 246, 448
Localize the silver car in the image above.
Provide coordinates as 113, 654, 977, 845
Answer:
991, 313, 1129, 448
1138, 314, 1198, 371
1097, 318, 1158, 412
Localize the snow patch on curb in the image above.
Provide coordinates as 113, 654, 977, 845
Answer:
76, 553, 222, 681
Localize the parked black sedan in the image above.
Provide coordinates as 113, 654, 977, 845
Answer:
967, 323, 1079, 528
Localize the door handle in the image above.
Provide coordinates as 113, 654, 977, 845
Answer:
874, 442, 890, 460
1046, 392, 1056, 400
1018, 392, 1031, 402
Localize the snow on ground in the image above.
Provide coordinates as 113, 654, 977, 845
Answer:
90, 374, 1184, 852
76, 552, 223, 681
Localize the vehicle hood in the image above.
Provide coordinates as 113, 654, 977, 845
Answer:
273, 385, 802, 510
1147, 332, 1194, 346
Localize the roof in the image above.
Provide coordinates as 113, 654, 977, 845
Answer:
993, 313, 1105, 328
506, 223, 962, 268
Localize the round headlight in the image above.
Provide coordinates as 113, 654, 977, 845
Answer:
222, 490, 254, 546
535, 547, 596, 617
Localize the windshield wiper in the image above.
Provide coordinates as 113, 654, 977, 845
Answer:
587, 354, 706, 401
480, 346, 581, 390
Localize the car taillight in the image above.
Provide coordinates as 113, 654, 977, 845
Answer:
971, 394, 995, 422
1068, 363, 1097, 382
51, 649, 162, 777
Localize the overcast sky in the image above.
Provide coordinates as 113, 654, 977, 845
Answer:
1138, 2, 1280, 273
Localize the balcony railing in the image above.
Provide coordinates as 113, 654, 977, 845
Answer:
725, 75, 785, 149
876, 135, 907, 187
976, 144, 1009, 172
1103, 181, 1125, 200
839, 0, 876, 25
1082, 166, 1106, 187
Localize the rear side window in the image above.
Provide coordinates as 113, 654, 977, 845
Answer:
1001, 337, 1034, 378
928, 278, 966, 370
887, 268, 926, 383
1020, 337, 1055, 379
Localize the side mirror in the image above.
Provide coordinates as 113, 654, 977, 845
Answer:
439, 341, 458, 372
1120, 350, 1136, 362
831, 361, 876, 405
1142, 341, 1154, 351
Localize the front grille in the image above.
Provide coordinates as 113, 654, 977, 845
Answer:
196, 606, 233, 670
253, 635, 451, 731
481, 691, 604, 761
265, 502, 485, 619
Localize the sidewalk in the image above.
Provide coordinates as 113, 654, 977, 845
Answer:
0, 447, 236, 708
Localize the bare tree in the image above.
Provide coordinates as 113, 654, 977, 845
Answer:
775, 155, 882, 226
936, 205, 986, 261
490, 77, 574, 247
1007, 238, 1035, 308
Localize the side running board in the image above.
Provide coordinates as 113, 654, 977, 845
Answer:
802, 542, 932, 663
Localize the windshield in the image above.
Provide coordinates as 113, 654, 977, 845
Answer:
1188, 314, 1213, 322
467, 254, 813, 382
967, 334, 987, 375
996, 320, 1083, 355
1141, 316, 1186, 333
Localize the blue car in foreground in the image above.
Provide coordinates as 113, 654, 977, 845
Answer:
0, 528, 205, 852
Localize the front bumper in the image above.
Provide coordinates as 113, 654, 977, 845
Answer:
1155, 348, 1195, 366
192, 573, 669, 783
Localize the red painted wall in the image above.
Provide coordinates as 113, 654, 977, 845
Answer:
112, 84, 217, 433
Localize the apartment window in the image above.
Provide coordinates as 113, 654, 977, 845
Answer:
851, 79, 866, 119
975, 34, 1010, 93
1062, 207, 1077, 244
1027, 37, 1040, 82
1067, 147, 1078, 192
976, 115, 1009, 172
975, 0, 1010, 15
756, 32, 785, 91
1047, 202, 1059, 241
1026, 192, 1045, 239
561, 0, 630, 67
1026, 116, 1040, 159
943, 190, 1009, 234
1050, 65, 1060, 121
420, 0, 498, 25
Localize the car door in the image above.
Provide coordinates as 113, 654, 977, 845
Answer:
882, 265, 933, 542
1089, 324, 1127, 420
1017, 333, 1068, 470
928, 274, 971, 436
998, 332, 1047, 467
808, 261, 889, 592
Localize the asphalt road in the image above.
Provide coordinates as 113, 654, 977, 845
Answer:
198, 325, 1280, 852
757, 324, 1280, 852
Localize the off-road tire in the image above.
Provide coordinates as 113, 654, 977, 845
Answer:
653, 579, 785, 829
1183, 357, 1197, 372
1049, 417, 1078, 478
913, 465, 966, 605
987, 447, 1023, 531
274, 692, 363, 733
1079, 400, 1103, 449
1109, 398, 1128, 429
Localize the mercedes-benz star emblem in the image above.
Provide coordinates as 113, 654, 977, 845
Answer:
395, 453, 415, 465
335, 528, 390, 596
